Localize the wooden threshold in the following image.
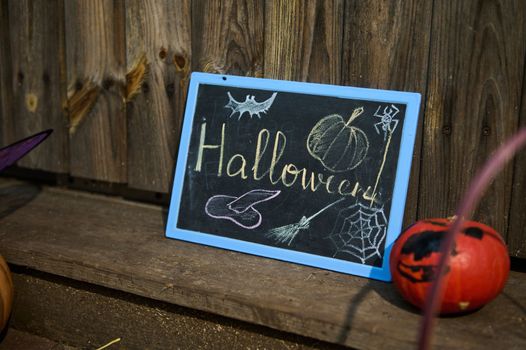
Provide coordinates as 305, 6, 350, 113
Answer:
0, 179, 525, 349
0, 328, 77, 350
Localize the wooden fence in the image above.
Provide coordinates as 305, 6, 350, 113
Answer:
1, 0, 525, 257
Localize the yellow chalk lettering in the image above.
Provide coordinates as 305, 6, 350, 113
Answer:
300, 171, 317, 192
315, 174, 336, 194
338, 179, 353, 196
363, 186, 378, 203
227, 154, 248, 179
269, 130, 286, 185
195, 122, 225, 176
280, 163, 301, 187
252, 129, 270, 180
351, 182, 361, 197
194, 124, 370, 199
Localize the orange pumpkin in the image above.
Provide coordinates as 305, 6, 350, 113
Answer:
0, 254, 14, 330
390, 218, 509, 314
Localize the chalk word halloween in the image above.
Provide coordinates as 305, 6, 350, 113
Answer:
194, 122, 378, 202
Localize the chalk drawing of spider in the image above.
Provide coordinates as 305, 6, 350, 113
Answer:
373, 104, 400, 141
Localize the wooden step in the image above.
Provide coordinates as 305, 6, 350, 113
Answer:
8, 267, 339, 350
0, 328, 77, 350
1, 178, 526, 349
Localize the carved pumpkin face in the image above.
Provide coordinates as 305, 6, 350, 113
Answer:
307, 107, 369, 172
0, 255, 14, 331
390, 218, 510, 314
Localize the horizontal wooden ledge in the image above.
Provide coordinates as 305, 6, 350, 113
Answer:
1, 178, 525, 349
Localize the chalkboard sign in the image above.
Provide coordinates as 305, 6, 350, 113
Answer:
166, 73, 420, 281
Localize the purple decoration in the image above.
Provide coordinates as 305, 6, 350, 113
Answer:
0, 129, 53, 173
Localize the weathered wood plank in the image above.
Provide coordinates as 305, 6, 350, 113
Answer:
192, 0, 264, 77
419, 0, 526, 237
2, 0, 68, 173
1, 179, 525, 349
65, 0, 126, 182
10, 271, 340, 350
264, 0, 343, 84
507, 54, 526, 258
0, 328, 76, 350
125, 0, 191, 193
341, 0, 433, 227
0, 0, 12, 147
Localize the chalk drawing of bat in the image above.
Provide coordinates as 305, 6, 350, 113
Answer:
225, 92, 277, 120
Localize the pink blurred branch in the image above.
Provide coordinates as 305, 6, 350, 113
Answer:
418, 127, 526, 350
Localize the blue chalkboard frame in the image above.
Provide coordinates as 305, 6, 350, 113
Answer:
166, 72, 421, 281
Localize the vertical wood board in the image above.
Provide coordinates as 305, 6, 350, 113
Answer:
508, 53, 526, 258
192, 0, 264, 77
3, 0, 68, 173
341, 0, 433, 227
126, 0, 191, 192
65, 0, 127, 182
0, 0, 12, 147
419, 0, 526, 235
264, 0, 343, 84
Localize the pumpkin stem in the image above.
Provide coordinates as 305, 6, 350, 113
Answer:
418, 127, 526, 350
346, 107, 364, 126
446, 215, 457, 222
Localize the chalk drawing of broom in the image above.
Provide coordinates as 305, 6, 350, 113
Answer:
266, 197, 345, 246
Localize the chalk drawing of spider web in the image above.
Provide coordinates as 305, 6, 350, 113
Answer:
328, 202, 387, 265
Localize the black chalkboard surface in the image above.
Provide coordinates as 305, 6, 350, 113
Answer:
166, 73, 420, 281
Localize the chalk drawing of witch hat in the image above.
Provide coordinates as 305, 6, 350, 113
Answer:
205, 189, 281, 229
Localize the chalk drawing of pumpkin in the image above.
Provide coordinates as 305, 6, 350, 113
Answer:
307, 107, 369, 172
